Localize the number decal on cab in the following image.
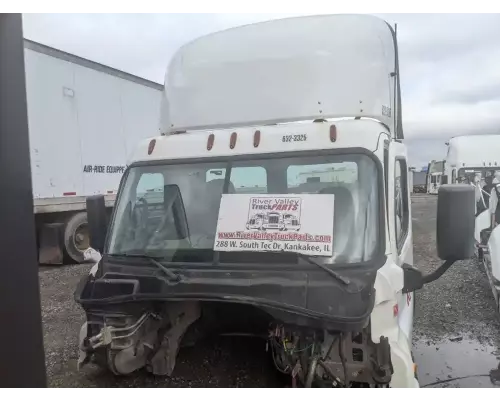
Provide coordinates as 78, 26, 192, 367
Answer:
282, 134, 307, 143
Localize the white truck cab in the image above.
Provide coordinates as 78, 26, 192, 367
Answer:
74, 14, 476, 388
426, 160, 445, 194
444, 135, 500, 216
445, 135, 500, 185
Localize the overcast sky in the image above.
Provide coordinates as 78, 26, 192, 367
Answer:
22, 13, 500, 167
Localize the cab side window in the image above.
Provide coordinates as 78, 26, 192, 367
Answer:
394, 159, 409, 252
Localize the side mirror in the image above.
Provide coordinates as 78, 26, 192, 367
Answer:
403, 184, 475, 292
441, 175, 448, 185
86, 195, 108, 253
436, 184, 475, 261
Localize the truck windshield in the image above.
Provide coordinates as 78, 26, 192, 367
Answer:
107, 153, 380, 264
458, 167, 500, 185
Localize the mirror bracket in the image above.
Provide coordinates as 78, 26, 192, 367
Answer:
402, 264, 424, 293
402, 260, 456, 293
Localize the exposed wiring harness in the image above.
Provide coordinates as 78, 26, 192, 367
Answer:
269, 326, 494, 388
269, 337, 291, 374
271, 331, 347, 388
269, 333, 294, 374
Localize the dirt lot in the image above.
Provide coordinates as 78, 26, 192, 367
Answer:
39, 194, 500, 387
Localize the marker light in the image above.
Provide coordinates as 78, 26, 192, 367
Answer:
207, 133, 215, 150
253, 130, 261, 148
148, 139, 156, 155
329, 125, 337, 142
230, 132, 237, 149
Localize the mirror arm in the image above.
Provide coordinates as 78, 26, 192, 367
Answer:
421, 260, 455, 284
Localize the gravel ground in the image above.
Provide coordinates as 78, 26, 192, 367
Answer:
39, 265, 285, 388
411, 194, 500, 344
39, 194, 500, 387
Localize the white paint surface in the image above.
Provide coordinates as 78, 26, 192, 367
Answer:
162, 14, 397, 133
24, 45, 162, 206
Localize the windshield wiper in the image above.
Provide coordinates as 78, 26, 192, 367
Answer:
147, 257, 183, 282
108, 253, 183, 282
293, 252, 351, 286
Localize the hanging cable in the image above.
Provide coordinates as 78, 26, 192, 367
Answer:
421, 374, 490, 387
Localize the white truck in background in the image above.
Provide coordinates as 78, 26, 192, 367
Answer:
24, 39, 162, 264
425, 160, 445, 194
443, 135, 500, 215
444, 135, 500, 185
447, 135, 500, 315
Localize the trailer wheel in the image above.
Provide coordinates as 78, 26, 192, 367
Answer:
64, 212, 89, 264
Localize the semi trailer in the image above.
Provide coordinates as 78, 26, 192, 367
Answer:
409, 167, 427, 194
24, 39, 162, 264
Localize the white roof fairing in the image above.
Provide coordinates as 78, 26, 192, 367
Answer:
161, 14, 401, 136
447, 135, 500, 168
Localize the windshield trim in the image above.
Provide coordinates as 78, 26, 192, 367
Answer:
104, 253, 387, 273
104, 147, 386, 270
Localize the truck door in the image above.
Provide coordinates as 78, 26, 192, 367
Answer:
388, 141, 414, 340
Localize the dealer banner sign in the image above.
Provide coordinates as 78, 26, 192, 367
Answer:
214, 194, 335, 256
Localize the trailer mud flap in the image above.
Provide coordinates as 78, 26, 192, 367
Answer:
38, 222, 64, 265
